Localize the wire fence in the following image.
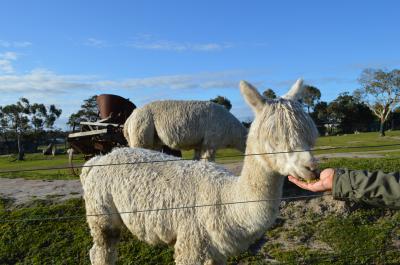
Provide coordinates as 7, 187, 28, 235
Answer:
1, 143, 399, 264
1, 142, 400, 223
0, 194, 331, 223
1, 143, 400, 174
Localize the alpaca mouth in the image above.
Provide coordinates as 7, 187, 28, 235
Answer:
297, 169, 320, 183
298, 176, 320, 183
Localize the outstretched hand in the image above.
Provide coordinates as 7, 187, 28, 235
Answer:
288, 168, 335, 192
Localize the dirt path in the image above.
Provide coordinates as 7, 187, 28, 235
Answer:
0, 178, 82, 205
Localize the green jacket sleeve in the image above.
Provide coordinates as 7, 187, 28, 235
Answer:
333, 168, 400, 209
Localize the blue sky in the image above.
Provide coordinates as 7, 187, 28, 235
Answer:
1, 0, 399, 128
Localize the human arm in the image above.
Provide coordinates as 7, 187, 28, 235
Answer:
333, 169, 400, 209
288, 168, 400, 209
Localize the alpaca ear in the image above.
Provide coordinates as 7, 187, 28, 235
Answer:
240, 80, 266, 114
282, 78, 304, 101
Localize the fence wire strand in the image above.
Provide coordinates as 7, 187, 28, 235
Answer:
0, 194, 331, 223
1, 143, 400, 174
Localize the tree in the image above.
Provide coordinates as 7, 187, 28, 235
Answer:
357, 68, 400, 136
210, 96, 232, 111
0, 99, 62, 159
30, 103, 62, 132
310, 101, 328, 135
262, 88, 277, 99
68, 95, 99, 128
1, 98, 31, 160
302, 85, 321, 113
326, 93, 375, 134
29, 103, 62, 148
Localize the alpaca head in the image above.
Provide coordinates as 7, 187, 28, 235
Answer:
240, 79, 319, 180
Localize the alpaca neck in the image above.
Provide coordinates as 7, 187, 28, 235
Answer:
222, 151, 285, 243
237, 154, 284, 202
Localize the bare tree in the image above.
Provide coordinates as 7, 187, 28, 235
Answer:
357, 68, 400, 136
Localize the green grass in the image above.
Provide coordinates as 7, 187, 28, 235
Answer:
320, 157, 400, 173
263, 209, 400, 265
0, 198, 174, 265
314, 130, 400, 155
182, 148, 244, 164
1, 198, 399, 265
0, 153, 84, 180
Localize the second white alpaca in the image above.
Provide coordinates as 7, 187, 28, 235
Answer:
81, 79, 319, 265
123, 100, 248, 161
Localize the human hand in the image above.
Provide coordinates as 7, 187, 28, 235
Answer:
288, 168, 335, 192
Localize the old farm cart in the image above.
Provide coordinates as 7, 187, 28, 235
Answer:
67, 94, 136, 175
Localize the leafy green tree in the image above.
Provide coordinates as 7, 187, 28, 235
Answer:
303, 85, 321, 113
0, 106, 11, 153
262, 88, 277, 99
327, 93, 375, 134
68, 95, 99, 128
357, 68, 400, 136
210, 96, 232, 111
310, 101, 328, 135
30, 103, 62, 133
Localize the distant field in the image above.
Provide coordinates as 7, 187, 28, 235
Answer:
0, 153, 84, 180
314, 130, 400, 155
1, 130, 400, 180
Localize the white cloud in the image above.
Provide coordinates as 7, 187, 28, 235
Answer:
84, 38, 108, 48
125, 39, 232, 52
0, 69, 96, 93
99, 71, 245, 90
0, 52, 18, 74
82, 34, 234, 51
0, 40, 32, 48
0, 69, 250, 94
120, 34, 233, 52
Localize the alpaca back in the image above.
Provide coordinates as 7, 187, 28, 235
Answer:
145, 100, 246, 150
124, 107, 157, 148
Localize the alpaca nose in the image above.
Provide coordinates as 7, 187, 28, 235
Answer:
305, 160, 318, 172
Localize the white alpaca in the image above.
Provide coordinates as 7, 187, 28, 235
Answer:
81, 79, 319, 265
123, 100, 247, 161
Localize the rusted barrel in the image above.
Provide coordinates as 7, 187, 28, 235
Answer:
96, 94, 136, 124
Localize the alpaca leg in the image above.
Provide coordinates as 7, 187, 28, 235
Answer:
88, 216, 121, 265
200, 149, 216, 162
174, 238, 204, 265
193, 148, 201, 160
173, 231, 225, 265
85, 198, 123, 265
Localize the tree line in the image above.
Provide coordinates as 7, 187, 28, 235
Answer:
262, 69, 400, 137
